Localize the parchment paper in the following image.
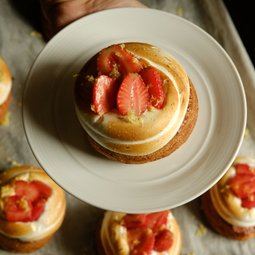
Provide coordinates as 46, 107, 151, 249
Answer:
1, 0, 255, 254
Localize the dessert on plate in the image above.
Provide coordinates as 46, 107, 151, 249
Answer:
0, 57, 12, 123
98, 210, 181, 255
202, 156, 255, 240
74, 42, 198, 164
0, 165, 66, 253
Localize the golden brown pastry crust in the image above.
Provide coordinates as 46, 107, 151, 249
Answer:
201, 191, 255, 240
0, 165, 66, 253
0, 57, 12, 123
88, 81, 198, 164
0, 232, 53, 253
0, 93, 11, 123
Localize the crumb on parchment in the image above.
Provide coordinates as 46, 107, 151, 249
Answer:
30, 31, 43, 39
195, 223, 207, 237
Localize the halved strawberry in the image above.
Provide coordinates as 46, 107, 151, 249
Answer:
235, 163, 253, 176
117, 73, 149, 116
97, 44, 143, 78
145, 210, 169, 233
4, 196, 32, 222
4, 180, 52, 222
123, 214, 147, 229
241, 194, 255, 209
97, 46, 117, 76
128, 228, 155, 255
140, 67, 165, 109
154, 229, 173, 252
15, 180, 40, 201
229, 174, 255, 199
30, 180, 52, 199
92, 75, 117, 115
31, 199, 46, 221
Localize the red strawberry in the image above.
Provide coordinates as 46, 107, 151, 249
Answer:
15, 180, 40, 201
128, 228, 155, 255
235, 163, 253, 176
97, 44, 143, 78
92, 75, 117, 115
31, 199, 46, 221
4, 196, 32, 222
31, 180, 52, 199
123, 214, 147, 229
229, 174, 255, 199
3, 180, 52, 222
154, 229, 173, 252
140, 67, 165, 109
117, 73, 149, 116
97, 46, 116, 76
241, 194, 255, 209
145, 210, 169, 233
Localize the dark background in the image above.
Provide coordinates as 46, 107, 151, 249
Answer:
223, 0, 255, 66
9, 0, 255, 67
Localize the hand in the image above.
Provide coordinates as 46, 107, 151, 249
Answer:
40, 0, 146, 40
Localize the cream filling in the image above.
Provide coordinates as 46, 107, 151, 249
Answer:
76, 59, 188, 156
100, 211, 181, 255
0, 80, 11, 105
210, 157, 255, 227
0, 173, 65, 241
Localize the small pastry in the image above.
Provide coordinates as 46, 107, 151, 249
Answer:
0, 57, 12, 123
0, 165, 66, 253
202, 156, 255, 240
74, 42, 198, 164
98, 210, 181, 255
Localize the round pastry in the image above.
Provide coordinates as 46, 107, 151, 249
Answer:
98, 210, 181, 255
0, 165, 66, 253
74, 42, 198, 164
0, 57, 12, 123
202, 156, 255, 240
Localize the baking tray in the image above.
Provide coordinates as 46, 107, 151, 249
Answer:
1, 0, 255, 254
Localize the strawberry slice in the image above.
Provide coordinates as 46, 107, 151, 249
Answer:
4, 196, 32, 222
15, 180, 40, 201
128, 228, 155, 255
140, 67, 165, 109
117, 73, 149, 116
97, 44, 143, 78
145, 210, 169, 233
154, 229, 173, 252
123, 214, 147, 229
92, 75, 117, 115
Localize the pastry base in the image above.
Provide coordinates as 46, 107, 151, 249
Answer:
0, 232, 53, 253
0, 93, 11, 123
201, 191, 255, 240
88, 81, 198, 164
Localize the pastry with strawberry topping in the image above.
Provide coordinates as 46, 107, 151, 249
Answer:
98, 210, 181, 255
0, 165, 66, 253
202, 156, 255, 240
75, 42, 198, 164
0, 57, 12, 124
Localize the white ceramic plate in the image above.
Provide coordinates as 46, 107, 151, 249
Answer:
23, 8, 246, 213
